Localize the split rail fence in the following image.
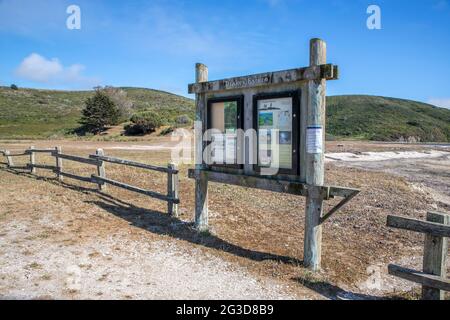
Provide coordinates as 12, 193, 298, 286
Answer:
387, 212, 450, 300
0, 147, 179, 216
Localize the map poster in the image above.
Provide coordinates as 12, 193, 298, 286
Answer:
257, 97, 293, 169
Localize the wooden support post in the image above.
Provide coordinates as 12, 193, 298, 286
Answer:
55, 146, 63, 181
29, 146, 36, 174
303, 38, 327, 271
194, 63, 209, 231
167, 163, 179, 217
422, 212, 449, 300
96, 149, 106, 191
5, 150, 13, 167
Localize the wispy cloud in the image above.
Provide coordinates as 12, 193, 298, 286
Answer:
428, 98, 450, 109
15, 53, 100, 87
0, 0, 65, 36
121, 3, 284, 73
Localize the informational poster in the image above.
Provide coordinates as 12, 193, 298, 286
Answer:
306, 126, 323, 154
210, 101, 238, 165
257, 97, 293, 169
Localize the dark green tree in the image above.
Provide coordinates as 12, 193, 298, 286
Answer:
10, 84, 18, 90
79, 90, 120, 134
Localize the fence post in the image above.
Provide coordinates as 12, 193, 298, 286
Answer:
96, 149, 106, 191
55, 146, 63, 181
422, 211, 449, 300
167, 163, 179, 217
29, 146, 36, 174
5, 150, 13, 167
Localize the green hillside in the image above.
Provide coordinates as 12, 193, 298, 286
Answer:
327, 95, 450, 142
0, 86, 194, 139
1, 87, 449, 142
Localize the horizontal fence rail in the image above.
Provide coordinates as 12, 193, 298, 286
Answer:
388, 264, 450, 292
387, 215, 450, 238
89, 154, 179, 174
0, 146, 180, 216
91, 175, 179, 204
57, 153, 99, 166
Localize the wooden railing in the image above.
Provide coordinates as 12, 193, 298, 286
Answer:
0, 146, 179, 216
387, 212, 450, 300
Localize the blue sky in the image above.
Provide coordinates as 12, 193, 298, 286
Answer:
1, 0, 449, 107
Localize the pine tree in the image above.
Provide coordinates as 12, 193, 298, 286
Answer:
79, 90, 120, 134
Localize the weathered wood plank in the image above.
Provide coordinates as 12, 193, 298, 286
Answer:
8, 166, 30, 170
422, 212, 449, 300
7, 153, 29, 157
30, 164, 57, 171
387, 215, 450, 238
27, 149, 55, 153
91, 175, 179, 204
188, 169, 308, 196
188, 64, 338, 94
57, 171, 93, 183
89, 155, 178, 174
56, 153, 99, 166
388, 264, 450, 292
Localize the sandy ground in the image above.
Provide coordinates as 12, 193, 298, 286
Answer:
329, 149, 450, 208
0, 138, 449, 300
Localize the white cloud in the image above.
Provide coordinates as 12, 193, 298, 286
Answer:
428, 98, 450, 109
15, 53, 99, 87
16, 53, 63, 82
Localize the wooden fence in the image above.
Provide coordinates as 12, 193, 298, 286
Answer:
0, 147, 179, 216
387, 212, 450, 300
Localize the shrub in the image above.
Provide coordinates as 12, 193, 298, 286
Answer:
10, 84, 18, 90
79, 90, 120, 134
175, 114, 192, 126
124, 111, 163, 135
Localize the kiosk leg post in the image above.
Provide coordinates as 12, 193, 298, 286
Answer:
304, 38, 327, 271
194, 63, 209, 231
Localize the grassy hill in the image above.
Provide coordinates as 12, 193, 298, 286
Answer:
0, 87, 194, 139
1, 87, 449, 142
327, 95, 450, 142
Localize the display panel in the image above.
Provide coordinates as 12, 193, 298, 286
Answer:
207, 97, 243, 168
254, 92, 300, 175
